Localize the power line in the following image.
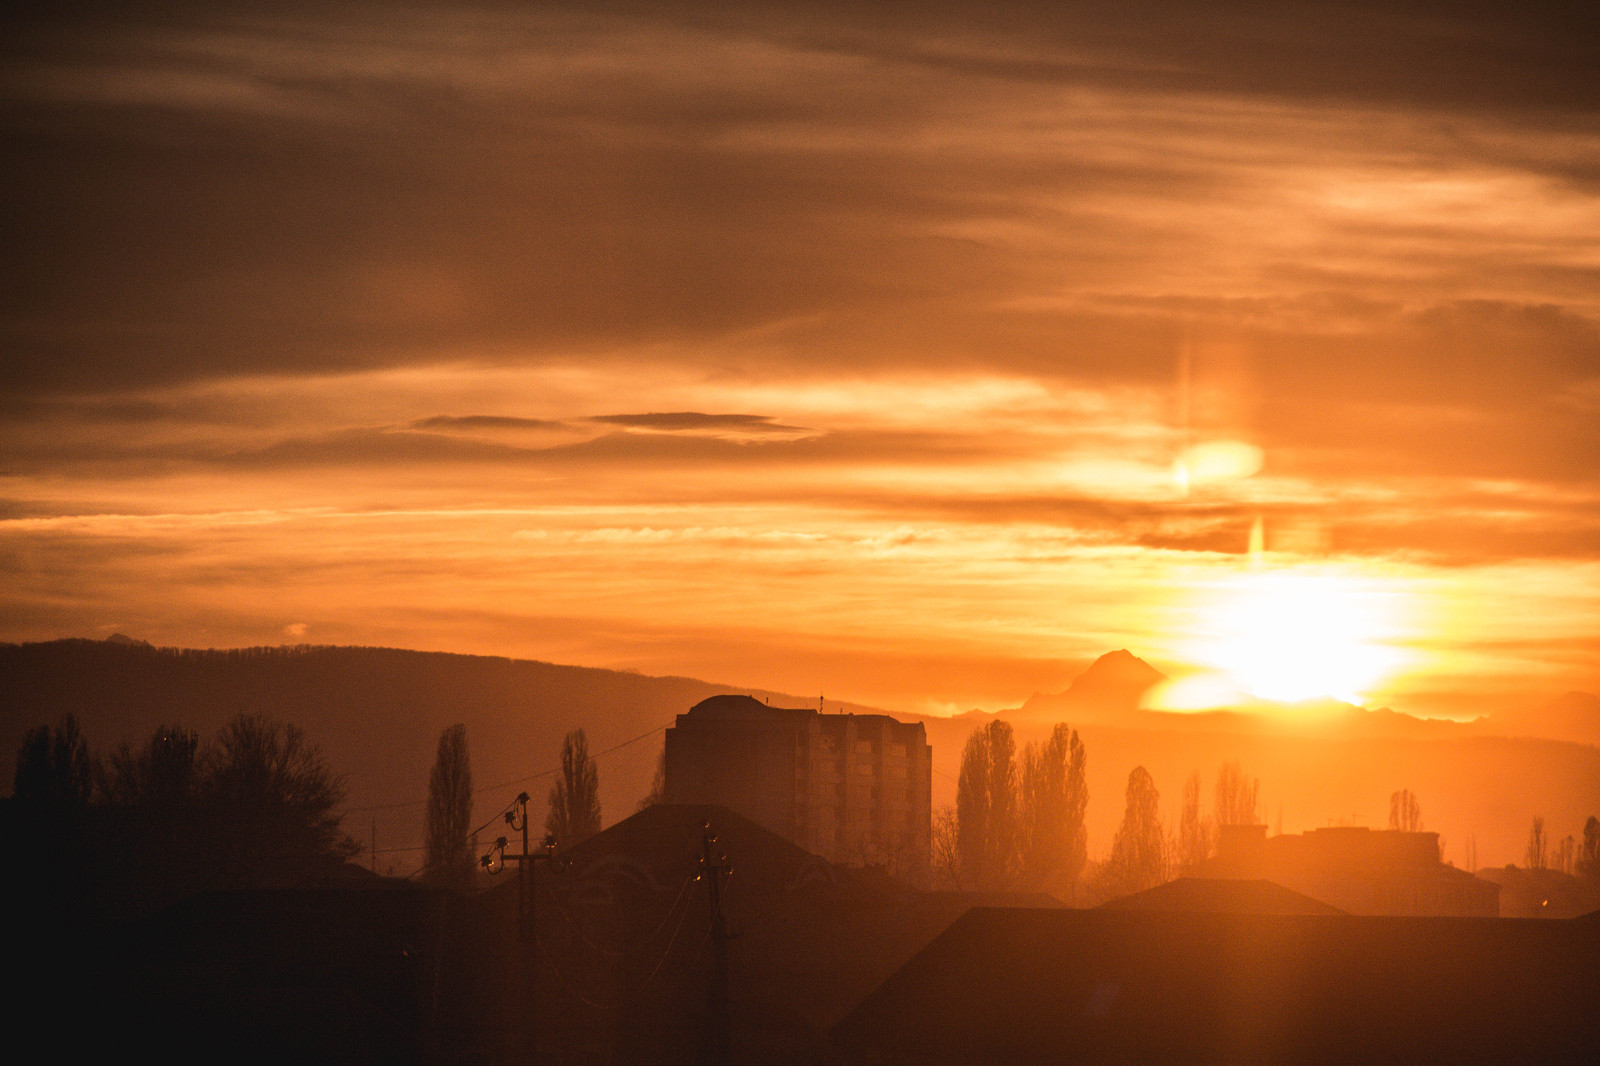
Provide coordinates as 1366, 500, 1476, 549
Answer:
339, 720, 672, 814
479, 721, 670, 793
398, 793, 524, 880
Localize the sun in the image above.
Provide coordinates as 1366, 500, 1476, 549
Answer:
1181, 567, 1404, 705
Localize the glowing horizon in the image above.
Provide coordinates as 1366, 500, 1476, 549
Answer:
1, 2, 1596, 721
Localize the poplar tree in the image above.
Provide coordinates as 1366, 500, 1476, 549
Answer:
1103, 766, 1167, 897
1525, 816, 1547, 870
1176, 771, 1211, 868
1214, 761, 1261, 827
425, 724, 474, 886
956, 720, 1021, 890
546, 729, 601, 848
1019, 723, 1088, 892
1578, 817, 1600, 885
1388, 788, 1422, 832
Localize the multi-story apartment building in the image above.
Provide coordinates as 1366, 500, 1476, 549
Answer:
663, 694, 932, 876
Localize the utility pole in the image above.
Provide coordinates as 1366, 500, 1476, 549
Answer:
482, 792, 560, 1062
699, 820, 734, 1066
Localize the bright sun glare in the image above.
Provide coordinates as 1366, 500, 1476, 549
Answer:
1175, 568, 1405, 707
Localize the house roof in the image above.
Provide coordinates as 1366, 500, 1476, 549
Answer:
526, 802, 916, 905
832, 907, 1600, 1064
1097, 876, 1346, 915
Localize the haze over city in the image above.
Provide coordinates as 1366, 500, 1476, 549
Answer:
6, 3, 1600, 1063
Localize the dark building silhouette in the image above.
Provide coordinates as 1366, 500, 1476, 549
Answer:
1188, 824, 1499, 916
1097, 876, 1346, 915
510, 802, 1008, 1063
664, 695, 932, 875
832, 906, 1600, 1064
1474, 863, 1600, 918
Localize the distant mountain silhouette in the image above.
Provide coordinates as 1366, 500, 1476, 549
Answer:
1016, 650, 1166, 721
5, 638, 1598, 872
1480, 691, 1600, 748
1016, 649, 1498, 743
920, 651, 1600, 870
0, 638, 891, 873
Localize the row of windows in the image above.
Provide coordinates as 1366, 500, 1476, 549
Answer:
799, 738, 920, 758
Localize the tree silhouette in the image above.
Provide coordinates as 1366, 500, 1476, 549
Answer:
1102, 766, 1167, 898
957, 720, 1019, 891
1214, 761, 1260, 826
202, 713, 357, 884
100, 724, 200, 810
1388, 788, 1422, 832
13, 714, 94, 813
637, 747, 666, 812
1525, 816, 1547, 870
1579, 816, 1600, 885
1555, 834, 1576, 876
425, 723, 474, 886
1176, 771, 1212, 868
1019, 723, 1087, 892
546, 728, 600, 848
931, 805, 962, 889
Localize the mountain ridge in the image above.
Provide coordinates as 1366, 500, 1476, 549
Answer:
4, 637, 1596, 869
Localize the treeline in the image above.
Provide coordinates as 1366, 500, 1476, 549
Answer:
10, 711, 616, 922
937, 722, 1088, 896
8, 713, 360, 923
932, 718, 1272, 902
1525, 815, 1600, 879
938, 719, 1600, 905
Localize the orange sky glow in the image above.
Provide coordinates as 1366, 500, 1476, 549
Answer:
2, 1, 1597, 723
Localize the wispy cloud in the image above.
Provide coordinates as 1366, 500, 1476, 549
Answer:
1, 1, 1596, 710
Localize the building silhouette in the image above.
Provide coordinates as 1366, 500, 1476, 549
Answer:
1189, 824, 1499, 916
832, 906, 1600, 1064
663, 695, 932, 875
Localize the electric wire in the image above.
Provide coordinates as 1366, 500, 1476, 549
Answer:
530, 875, 704, 1011
338, 721, 671, 814
540, 869, 696, 960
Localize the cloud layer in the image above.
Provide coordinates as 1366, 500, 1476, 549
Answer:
1, 1, 1596, 712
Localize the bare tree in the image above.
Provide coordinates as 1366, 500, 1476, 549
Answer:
637, 747, 666, 811
202, 713, 357, 884
546, 728, 600, 848
1388, 788, 1422, 832
1214, 761, 1260, 827
957, 720, 1019, 891
1555, 834, 1576, 877
13, 715, 94, 813
1019, 723, 1088, 893
100, 725, 200, 809
1101, 766, 1167, 898
1525, 816, 1547, 870
931, 805, 962, 889
425, 724, 474, 886
1176, 771, 1212, 869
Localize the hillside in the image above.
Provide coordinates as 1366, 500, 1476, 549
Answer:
5, 639, 1597, 872
0, 638, 887, 873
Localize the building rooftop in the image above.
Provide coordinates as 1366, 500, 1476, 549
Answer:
833, 906, 1600, 1064
1098, 877, 1346, 915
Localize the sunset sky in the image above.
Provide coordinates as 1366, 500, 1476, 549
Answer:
3, 0, 1597, 717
